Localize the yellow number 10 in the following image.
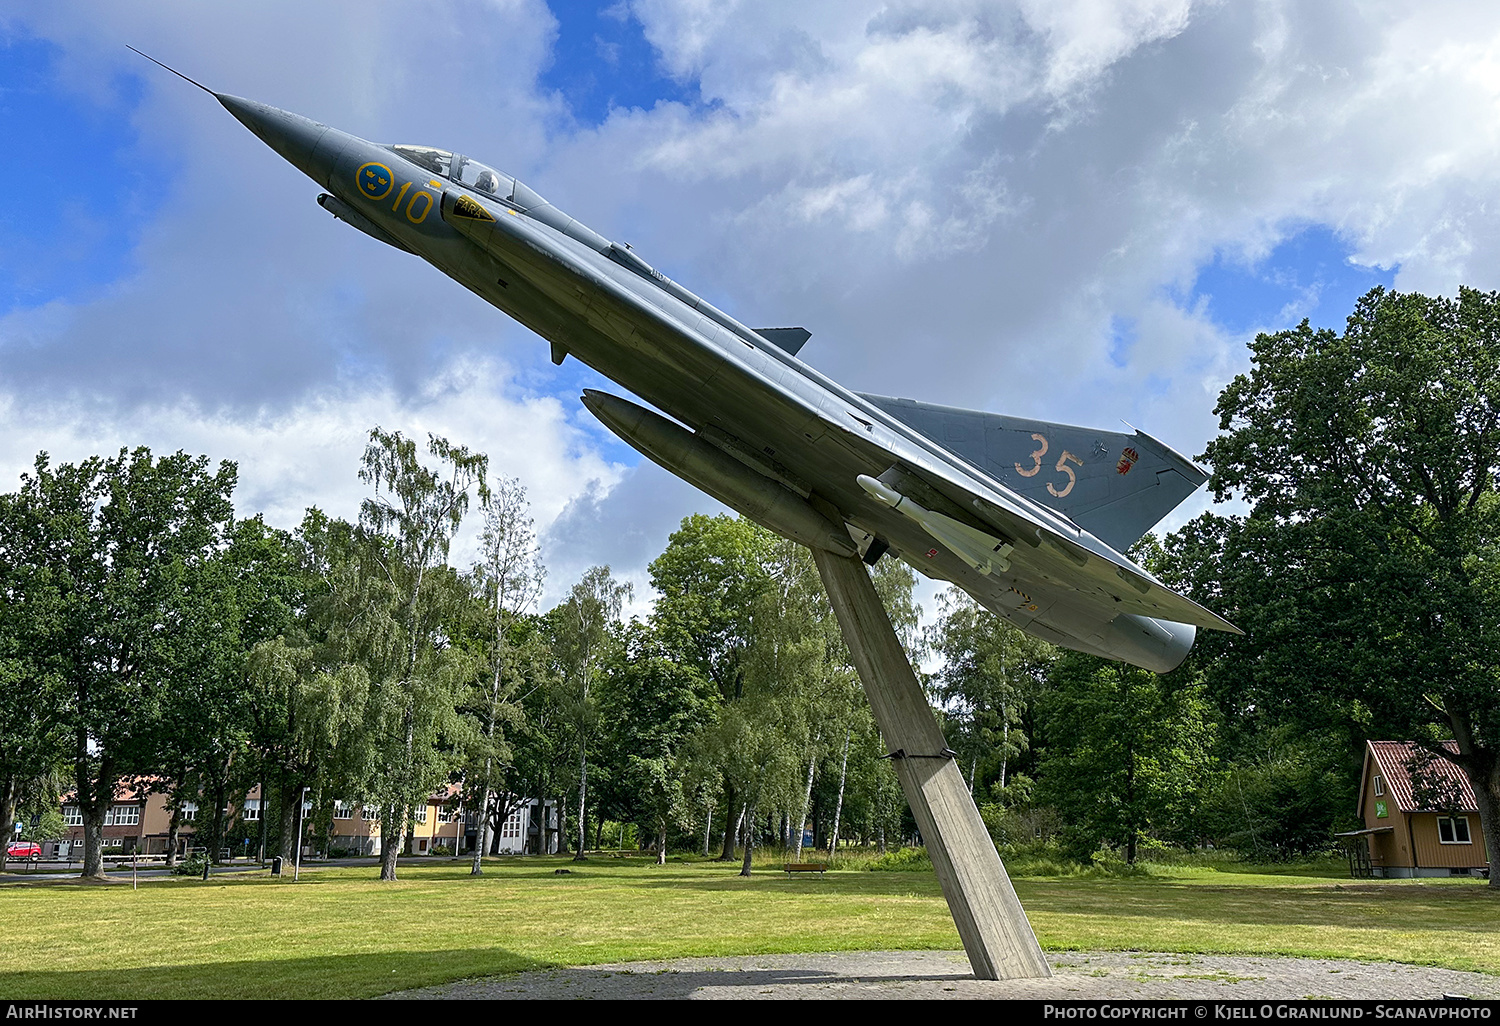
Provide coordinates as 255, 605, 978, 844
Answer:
391, 182, 434, 224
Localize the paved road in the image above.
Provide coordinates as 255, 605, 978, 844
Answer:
387, 950, 1500, 1001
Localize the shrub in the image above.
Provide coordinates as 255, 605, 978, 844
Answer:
864, 847, 933, 872
172, 855, 207, 877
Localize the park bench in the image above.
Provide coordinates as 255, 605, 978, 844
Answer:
782, 862, 828, 875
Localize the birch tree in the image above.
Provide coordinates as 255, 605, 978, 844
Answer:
465, 478, 543, 873
551, 565, 630, 860
354, 428, 488, 881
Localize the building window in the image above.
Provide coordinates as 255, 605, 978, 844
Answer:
334, 802, 353, 820
242, 800, 261, 821
1438, 816, 1473, 844
362, 805, 380, 821
1373, 775, 1384, 797
414, 806, 428, 823
62, 806, 82, 827
104, 805, 140, 827
180, 802, 198, 822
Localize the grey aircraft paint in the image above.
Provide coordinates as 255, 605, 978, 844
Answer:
154, 60, 1238, 673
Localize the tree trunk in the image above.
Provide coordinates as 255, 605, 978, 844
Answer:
0, 775, 14, 873
717, 778, 738, 860
166, 807, 181, 867
279, 781, 301, 863
794, 747, 816, 861
999, 720, 1010, 792
471, 756, 493, 875
702, 800, 713, 856
81, 803, 106, 879
472, 788, 490, 876
1447, 710, 1500, 889
1473, 759, 1500, 890
739, 801, 755, 877
829, 726, 851, 857
657, 820, 667, 866
257, 777, 269, 863
574, 746, 588, 860
379, 801, 404, 880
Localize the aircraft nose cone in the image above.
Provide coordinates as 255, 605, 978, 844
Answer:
217, 94, 333, 187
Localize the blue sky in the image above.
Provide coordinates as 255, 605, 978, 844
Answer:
1, 1, 1495, 608
539, 0, 698, 127
0, 36, 166, 314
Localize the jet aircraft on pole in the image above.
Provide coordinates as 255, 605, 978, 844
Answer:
137, 56, 1236, 674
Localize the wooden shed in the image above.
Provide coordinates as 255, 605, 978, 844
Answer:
1341, 740, 1490, 878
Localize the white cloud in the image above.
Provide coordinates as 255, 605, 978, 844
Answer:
10, 0, 1500, 619
0, 355, 623, 570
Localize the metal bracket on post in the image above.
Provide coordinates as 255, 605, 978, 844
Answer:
880, 748, 958, 761
811, 547, 1051, 981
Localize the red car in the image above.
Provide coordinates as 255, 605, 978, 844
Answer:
6, 841, 41, 859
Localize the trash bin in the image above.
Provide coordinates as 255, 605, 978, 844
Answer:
271, 856, 283, 876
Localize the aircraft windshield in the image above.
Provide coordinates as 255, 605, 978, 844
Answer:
392, 145, 452, 176
452, 155, 513, 200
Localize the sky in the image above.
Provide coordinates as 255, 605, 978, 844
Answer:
4, 0, 1496, 619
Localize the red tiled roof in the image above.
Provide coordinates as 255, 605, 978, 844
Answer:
1367, 741, 1477, 813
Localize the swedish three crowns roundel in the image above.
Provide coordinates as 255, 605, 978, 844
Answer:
357, 162, 394, 200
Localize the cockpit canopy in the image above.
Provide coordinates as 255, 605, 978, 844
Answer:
390, 144, 544, 210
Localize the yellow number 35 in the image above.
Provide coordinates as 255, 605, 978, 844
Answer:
1014, 433, 1082, 498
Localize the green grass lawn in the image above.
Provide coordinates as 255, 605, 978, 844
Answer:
1, 855, 1494, 999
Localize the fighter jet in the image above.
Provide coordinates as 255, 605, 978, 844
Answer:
144, 54, 1238, 673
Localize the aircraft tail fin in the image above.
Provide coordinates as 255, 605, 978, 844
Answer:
860, 394, 1207, 553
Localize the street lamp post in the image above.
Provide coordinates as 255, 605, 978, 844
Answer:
293, 787, 309, 882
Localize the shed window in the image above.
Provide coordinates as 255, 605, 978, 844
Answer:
1373, 775, 1384, 797
1437, 816, 1472, 844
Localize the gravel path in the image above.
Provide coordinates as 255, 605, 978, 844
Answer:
385, 950, 1500, 1000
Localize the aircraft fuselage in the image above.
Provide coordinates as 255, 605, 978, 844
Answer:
212, 94, 1236, 672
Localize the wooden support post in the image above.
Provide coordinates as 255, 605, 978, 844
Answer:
813, 549, 1051, 981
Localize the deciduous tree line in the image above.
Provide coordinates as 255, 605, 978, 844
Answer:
0, 428, 919, 879
4, 287, 1497, 884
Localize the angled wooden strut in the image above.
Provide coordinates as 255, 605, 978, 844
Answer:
812, 549, 1051, 981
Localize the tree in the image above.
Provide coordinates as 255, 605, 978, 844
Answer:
927, 589, 1056, 803
551, 566, 631, 859
0, 513, 69, 871
0, 449, 236, 878
1171, 286, 1500, 883
354, 428, 489, 881
649, 515, 775, 858
463, 478, 543, 874
1036, 653, 1217, 861
156, 515, 302, 866
243, 509, 374, 864
600, 621, 715, 863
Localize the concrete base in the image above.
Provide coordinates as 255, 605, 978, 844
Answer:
812, 549, 1051, 981
1374, 866, 1485, 878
